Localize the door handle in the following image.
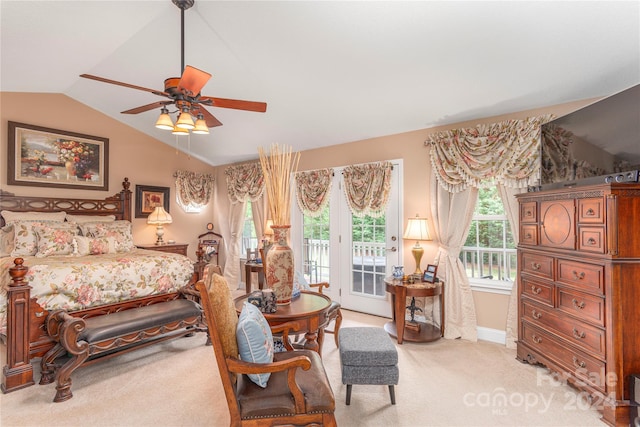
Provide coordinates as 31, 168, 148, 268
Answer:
387, 247, 397, 252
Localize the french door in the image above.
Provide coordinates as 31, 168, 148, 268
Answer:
292, 160, 402, 318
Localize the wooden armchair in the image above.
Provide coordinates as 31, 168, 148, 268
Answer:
196, 275, 337, 426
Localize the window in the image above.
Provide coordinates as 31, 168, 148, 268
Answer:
302, 204, 330, 284
460, 187, 516, 293
241, 201, 258, 257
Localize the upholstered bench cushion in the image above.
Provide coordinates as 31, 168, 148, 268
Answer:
79, 299, 201, 343
339, 327, 398, 366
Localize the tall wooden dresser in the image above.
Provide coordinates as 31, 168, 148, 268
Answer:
516, 183, 640, 426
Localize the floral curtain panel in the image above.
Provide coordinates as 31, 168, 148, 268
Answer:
342, 161, 393, 218
224, 163, 264, 204
175, 170, 215, 212
294, 168, 334, 217
425, 116, 550, 193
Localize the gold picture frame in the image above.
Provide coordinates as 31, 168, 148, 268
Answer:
7, 121, 109, 191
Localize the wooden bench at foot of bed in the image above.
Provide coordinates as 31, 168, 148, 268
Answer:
40, 298, 203, 402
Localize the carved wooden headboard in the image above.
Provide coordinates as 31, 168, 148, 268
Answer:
0, 178, 132, 227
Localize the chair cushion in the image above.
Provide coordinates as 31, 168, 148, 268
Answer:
206, 273, 239, 359
236, 302, 274, 387
236, 349, 336, 419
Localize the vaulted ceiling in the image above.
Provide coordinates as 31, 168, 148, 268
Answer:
2, 1, 638, 166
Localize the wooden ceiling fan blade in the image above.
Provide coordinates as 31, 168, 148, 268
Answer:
196, 106, 223, 127
80, 74, 168, 97
177, 65, 212, 96
199, 96, 267, 112
121, 101, 174, 115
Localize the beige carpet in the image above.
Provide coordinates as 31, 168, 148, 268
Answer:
0, 309, 604, 427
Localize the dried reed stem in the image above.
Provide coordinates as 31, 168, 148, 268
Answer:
258, 144, 300, 225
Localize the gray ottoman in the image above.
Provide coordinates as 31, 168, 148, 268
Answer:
339, 327, 399, 405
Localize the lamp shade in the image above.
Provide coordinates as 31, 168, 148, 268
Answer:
171, 124, 189, 136
147, 206, 173, 225
192, 114, 210, 134
264, 219, 274, 236
403, 215, 431, 241
155, 108, 174, 130
176, 109, 195, 130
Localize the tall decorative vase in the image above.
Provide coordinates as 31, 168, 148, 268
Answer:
265, 225, 294, 305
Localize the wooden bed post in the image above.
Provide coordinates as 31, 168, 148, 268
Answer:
2, 258, 35, 393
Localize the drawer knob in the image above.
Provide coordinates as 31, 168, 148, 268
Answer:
532, 335, 542, 344
585, 208, 595, 216
525, 210, 532, 217
526, 233, 532, 239
587, 238, 596, 245
531, 286, 542, 295
572, 356, 586, 369
572, 298, 586, 310
530, 262, 541, 271
572, 271, 586, 280
572, 328, 586, 339
532, 310, 542, 319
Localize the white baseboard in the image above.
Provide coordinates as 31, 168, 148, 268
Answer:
477, 326, 506, 345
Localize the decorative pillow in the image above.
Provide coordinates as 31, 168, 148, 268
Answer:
66, 214, 116, 224
236, 302, 274, 388
33, 223, 78, 258
74, 236, 116, 256
80, 220, 134, 252
11, 220, 74, 257
1, 210, 66, 223
0, 225, 15, 257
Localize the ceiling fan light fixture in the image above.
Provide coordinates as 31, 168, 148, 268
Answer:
192, 114, 210, 134
155, 108, 175, 130
176, 108, 195, 129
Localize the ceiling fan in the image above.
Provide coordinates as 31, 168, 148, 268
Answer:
79, 0, 266, 134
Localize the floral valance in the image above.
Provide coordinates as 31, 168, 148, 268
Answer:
175, 170, 215, 212
425, 116, 551, 193
342, 161, 393, 218
225, 163, 264, 204
295, 168, 333, 217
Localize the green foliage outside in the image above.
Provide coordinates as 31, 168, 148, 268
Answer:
303, 204, 386, 244
464, 187, 514, 249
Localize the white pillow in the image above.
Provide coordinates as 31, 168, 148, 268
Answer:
66, 214, 116, 224
1, 210, 66, 223
74, 236, 116, 256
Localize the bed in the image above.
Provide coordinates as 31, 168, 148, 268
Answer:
0, 178, 198, 393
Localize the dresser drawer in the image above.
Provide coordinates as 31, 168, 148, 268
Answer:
578, 198, 605, 224
520, 201, 537, 223
557, 259, 604, 294
577, 227, 606, 254
557, 288, 605, 327
521, 277, 554, 306
521, 252, 554, 280
521, 300, 605, 358
520, 224, 538, 245
521, 322, 606, 392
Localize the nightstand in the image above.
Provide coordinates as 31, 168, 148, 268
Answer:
137, 243, 188, 256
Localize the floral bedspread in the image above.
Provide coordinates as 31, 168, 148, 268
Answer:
0, 249, 194, 336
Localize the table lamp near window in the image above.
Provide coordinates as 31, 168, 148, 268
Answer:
403, 215, 431, 275
147, 206, 172, 245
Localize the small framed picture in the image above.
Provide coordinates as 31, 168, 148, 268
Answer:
422, 264, 438, 283
135, 185, 170, 218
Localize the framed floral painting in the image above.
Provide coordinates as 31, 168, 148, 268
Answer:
7, 121, 109, 190
135, 185, 170, 218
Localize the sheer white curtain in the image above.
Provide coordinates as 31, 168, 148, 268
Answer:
498, 185, 526, 349
430, 179, 479, 340
224, 163, 264, 287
